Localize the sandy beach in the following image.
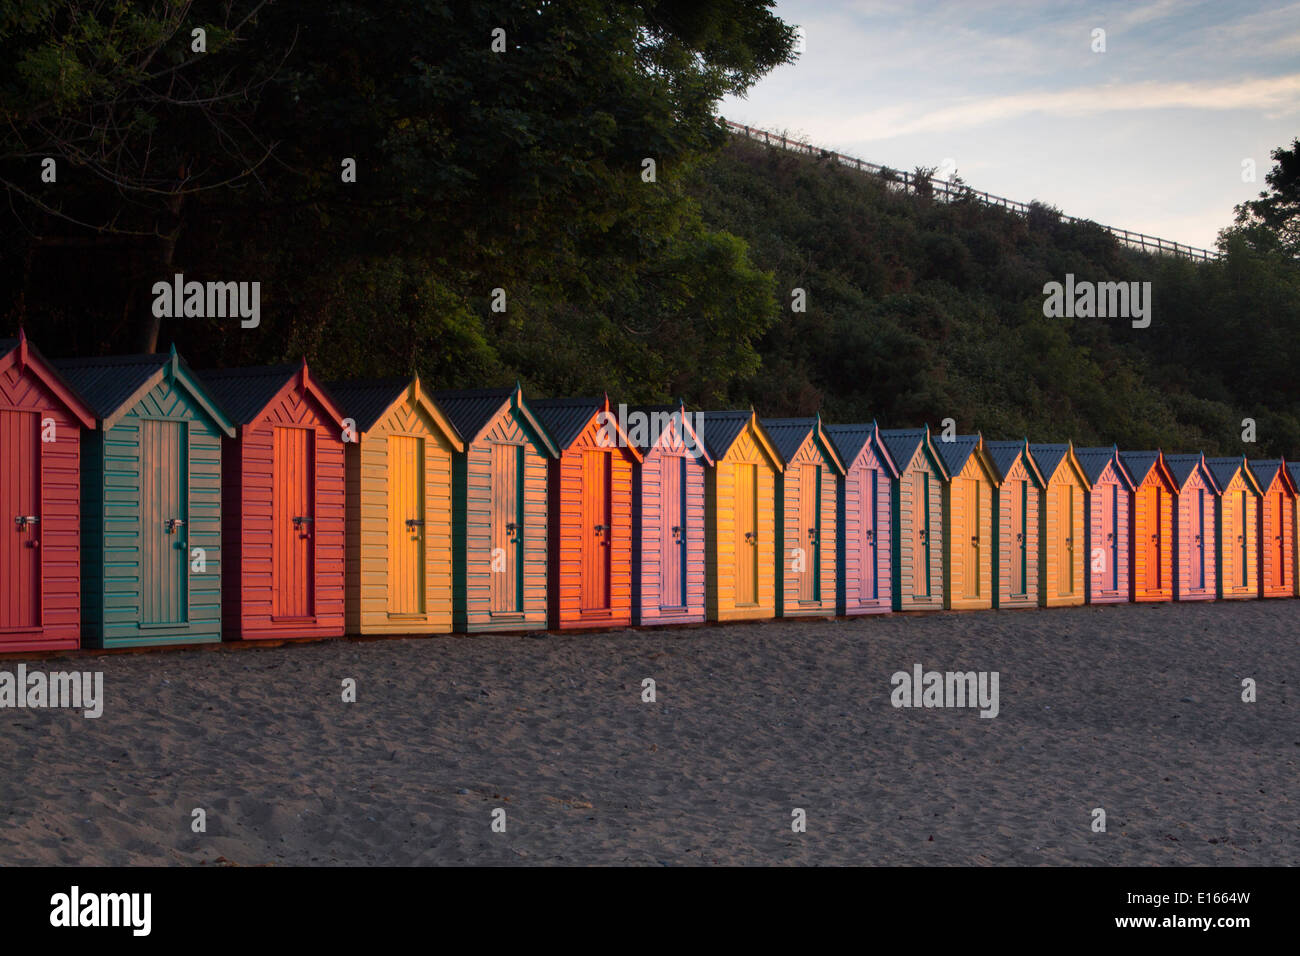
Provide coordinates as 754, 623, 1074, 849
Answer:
0, 599, 1294, 866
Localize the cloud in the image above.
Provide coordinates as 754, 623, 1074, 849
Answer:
808, 74, 1300, 142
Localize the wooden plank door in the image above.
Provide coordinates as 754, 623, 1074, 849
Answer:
659, 455, 685, 608
798, 463, 820, 602
490, 443, 521, 614
911, 470, 931, 597
1057, 484, 1074, 597
859, 470, 876, 603
734, 463, 758, 605
0, 410, 40, 629
1275, 491, 1287, 590
1195, 488, 1206, 590
272, 426, 315, 618
961, 478, 979, 599
387, 435, 425, 615
1235, 490, 1248, 588
580, 450, 611, 612
140, 419, 188, 625
1099, 483, 1116, 592
1143, 487, 1162, 590
1008, 479, 1024, 595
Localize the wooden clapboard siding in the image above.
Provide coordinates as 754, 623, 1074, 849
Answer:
773, 431, 838, 618
1033, 448, 1088, 608
1216, 470, 1258, 598
447, 395, 551, 633
218, 372, 347, 640
1129, 460, 1176, 603
73, 371, 227, 649
888, 438, 945, 612
1171, 462, 1217, 601
542, 401, 638, 630
832, 429, 893, 616
0, 337, 92, 651
1084, 459, 1131, 604
635, 410, 708, 626
1254, 464, 1296, 599
991, 454, 1040, 610
705, 418, 779, 621
941, 443, 996, 611
340, 383, 458, 636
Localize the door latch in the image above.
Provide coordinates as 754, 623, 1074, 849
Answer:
405, 518, 425, 531
14, 514, 39, 530
166, 517, 185, 534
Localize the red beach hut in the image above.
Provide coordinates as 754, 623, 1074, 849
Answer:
532, 396, 642, 630
629, 402, 712, 627
825, 421, 898, 616
1075, 445, 1135, 604
1164, 453, 1218, 601
1119, 451, 1177, 602
1247, 459, 1296, 599
199, 362, 349, 640
0, 332, 96, 652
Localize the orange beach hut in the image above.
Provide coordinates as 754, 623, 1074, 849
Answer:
532, 396, 642, 630
328, 377, 464, 635
1028, 443, 1089, 607
1120, 451, 1177, 603
1247, 459, 1296, 599
936, 433, 999, 611
701, 410, 783, 621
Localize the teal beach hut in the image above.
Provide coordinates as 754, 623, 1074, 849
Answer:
54, 348, 235, 648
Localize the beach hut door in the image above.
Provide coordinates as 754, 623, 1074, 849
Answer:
273, 426, 315, 618
387, 435, 425, 615
1141, 487, 1161, 591
859, 470, 877, 603
911, 470, 930, 597
1236, 490, 1248, 588
1056, 485, 1074, 597
580, 450, 612, 613
798, 464, 821, 602
660, 456, 686, 608
1008, 479, 1024, 596
1272, 490, 1287, 590
0, 410, 41, 629
735, 463, 758, 605
140, 419, 188, 625
490, 443, 522, 614
1195, 488, 1206, 590
961, 478, 980, 599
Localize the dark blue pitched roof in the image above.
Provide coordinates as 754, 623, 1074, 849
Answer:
824, 423, 871, 465
531, 397, 603, 450
1074, 446, 1118, 485
934, 434, 980, 476
196, 365, 300, 425
761, 417, 816, 464
1163, 454, 1208, 490
1028, 443, 1069, 479
53, 353, 172, 419
326, 378, 411, 434
431, 387, 516, 441
1119, 450, 1162, 485
700, 410, 754, 461
1248, 459, 1285, 489
984, 440, 1044, 484
880, 428, 928, 473
1206, 457, 1250, 494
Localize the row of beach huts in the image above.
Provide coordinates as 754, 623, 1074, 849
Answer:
1, 331, 1295, 653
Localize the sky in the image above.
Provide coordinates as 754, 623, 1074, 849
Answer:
719, 0, 1300, 251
